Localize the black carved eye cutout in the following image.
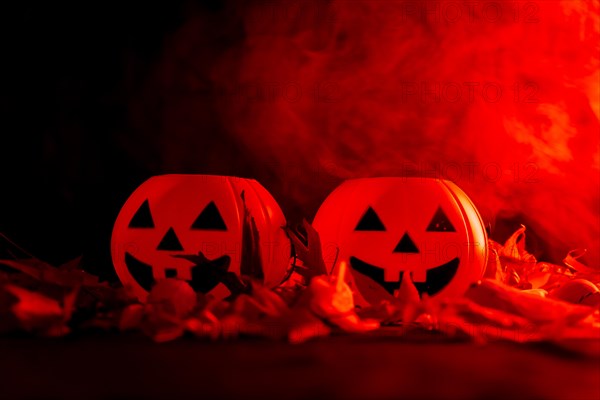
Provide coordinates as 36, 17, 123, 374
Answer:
129, 200, 155, 228
426, 207, 456, 232
191, 201, 227, 230
355, 207, 386, 231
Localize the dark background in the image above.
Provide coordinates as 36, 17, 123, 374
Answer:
1, 1, 231, 279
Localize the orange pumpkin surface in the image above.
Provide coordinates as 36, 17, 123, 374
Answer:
313, 178, 488, 304
111, 175, 291, 301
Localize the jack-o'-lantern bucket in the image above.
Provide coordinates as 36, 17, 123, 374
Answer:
313, 178, 488, 305
111, 175, 291, 301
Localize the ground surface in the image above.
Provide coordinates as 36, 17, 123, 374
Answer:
1, 330, 598, 400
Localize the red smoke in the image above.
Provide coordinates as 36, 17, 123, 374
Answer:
135, 0, 599, 266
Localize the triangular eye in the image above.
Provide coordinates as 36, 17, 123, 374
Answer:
426, 207, 456, 232
394, 232, 420, 253
129, 200, 155, 228
355, 207, 386, 231
191, 201, 227, 230
157, 227, 184, 251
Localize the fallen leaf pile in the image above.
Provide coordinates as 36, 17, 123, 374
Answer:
0, 223, 599, 353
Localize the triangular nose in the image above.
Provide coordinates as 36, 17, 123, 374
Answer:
157, 227, 184, 251
394, 232, 419, 253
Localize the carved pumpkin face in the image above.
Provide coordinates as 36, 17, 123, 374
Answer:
313, 178, 488, 304
111, 175, 291, 301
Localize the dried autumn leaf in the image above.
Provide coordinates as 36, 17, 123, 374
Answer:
287, 308, 331, 344
465, 279, 595, 325
58, 256, 83, 271
119, 304, 145, 331
230, 282, 288, 319
273, 271, 307, 306
129, 279, 199, 342
483, 247, 506, 282
185, 312, 220, 340
394, 273, 421, 306
564, 249, 600, 282
500, 224, 536, 263
141, 306, 187, 343
284, 219, 328, 281
357, 277, 427, 327
0, 232, 35, 259
394, 275, 422, 324
3, 284, 72, 336
150, 325, 186, 343
301, 262, 379, 333
441, 298, 532, 329
146, 279, 197, 317
492, 225, 560, 288
349, 263, 397, 306
549, 279, 600, 307
0, 258, 105, 288
239, 190, 264, 282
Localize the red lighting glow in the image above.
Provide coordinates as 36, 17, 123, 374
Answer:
136, 0, 600, 266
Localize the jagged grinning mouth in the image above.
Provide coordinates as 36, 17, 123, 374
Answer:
124, 252, 231, 293
349, 256, 460, 297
